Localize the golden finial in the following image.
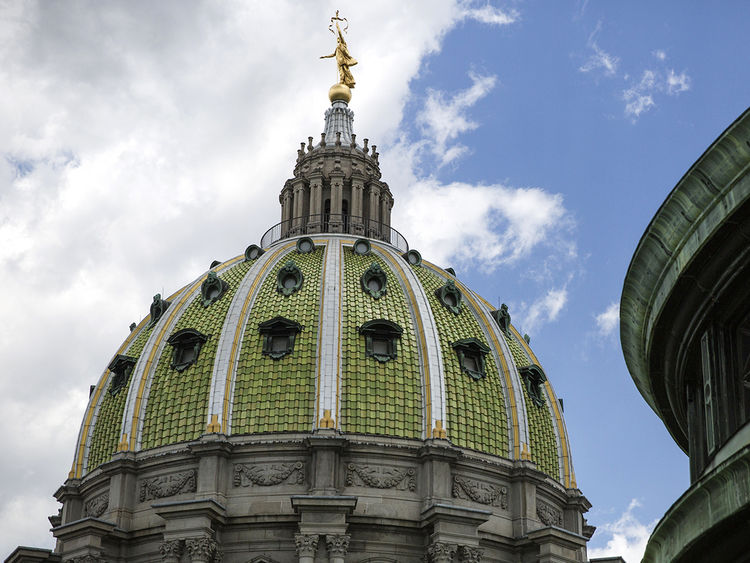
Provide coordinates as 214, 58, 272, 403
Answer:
320, 10, 357, 103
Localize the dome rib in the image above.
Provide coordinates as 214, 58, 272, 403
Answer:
207, 242, 293, 434
374, 244, 447, 438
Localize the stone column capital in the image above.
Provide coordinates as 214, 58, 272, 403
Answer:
159, 539, 183, 562
457, 545, 483, 563
185, 536, 220, 562
426, 541, 458, 562
295, 533, 320, 558
325, 534, 350, 557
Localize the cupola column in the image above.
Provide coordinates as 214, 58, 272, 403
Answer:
308, 173, 324, 233
329, 172, 344, 233
351, 175, 365, 235
367, 182, 381, 238
281, 186, 293, 237
292, 179, 308, 234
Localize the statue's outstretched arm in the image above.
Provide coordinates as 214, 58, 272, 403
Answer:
320, 52, 335, 59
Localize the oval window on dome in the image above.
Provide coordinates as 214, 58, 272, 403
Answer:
360, 262, 388, 299
276, 260, 304, 296
201, 271, 229, 307
353, 238, 371, 255
403, 249, 422, 266
296, 237, 315, 254
519, 364, 547, 407
245, 244, 265, 261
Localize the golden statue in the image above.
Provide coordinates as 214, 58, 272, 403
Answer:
321, 10, 357, 98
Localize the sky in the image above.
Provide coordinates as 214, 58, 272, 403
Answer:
1, 2, 748, 561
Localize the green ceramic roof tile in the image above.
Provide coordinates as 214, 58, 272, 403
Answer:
87, 320, 156, 470
413, 265, 509, 456
140, 260, 253, 449
503, 330, 560, 480
340, 248, 421, 438
232, 248, 323, 433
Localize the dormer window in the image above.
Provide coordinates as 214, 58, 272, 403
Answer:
361, 262, 388, 299
201, 271, 229, 307
519, 364, 547, 407
451, 338, 490, 380
435, 280, 462, 315
276, 260, 304, 296
167, 329, 208, 372
259, 316, 302, 360
359, 319, 403, 362
108, 355, 137, 396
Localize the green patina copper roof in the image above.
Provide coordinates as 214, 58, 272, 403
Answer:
413, 264, 509, 456
141, 260, 253, 449
341, 247, 422, 438
231, 246, 323, 433
87, 322, 155, 469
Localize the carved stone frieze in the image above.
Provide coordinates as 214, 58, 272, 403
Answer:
452, 475, 507, 508
139, 470, 196, 502
536, 500, 563, 526
185, 536, 221, 562
65, 556, 105, 563
457, 545, 483, 563
294, 534, 319, 557
325, 534, 350, 557
346, 463, 416, 491
426, 541, 457, 562
233, 461, 304, 487
83, 491, 109, 518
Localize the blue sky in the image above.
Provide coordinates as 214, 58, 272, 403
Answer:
1, 2, 748, 561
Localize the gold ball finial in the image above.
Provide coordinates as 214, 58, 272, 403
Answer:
329, 83, 352, 103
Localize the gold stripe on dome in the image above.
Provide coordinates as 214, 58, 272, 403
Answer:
129, 256, 243, 451
424, 261, 521, 460
376, 247, 434, 438
514, 325, 574, 489
221, 242, 297, 433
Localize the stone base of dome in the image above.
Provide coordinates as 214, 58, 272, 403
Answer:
25, 433, 592, 563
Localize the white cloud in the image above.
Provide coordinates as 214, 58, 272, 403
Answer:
579, 22, 619, 77
666, 69, 691, 95
588, 499, 658, 563
653, 49, 667, 61
459, 3, 519, 26
417, 72, 498, 166
623, 70, 657, 119
596, 302, 620, 336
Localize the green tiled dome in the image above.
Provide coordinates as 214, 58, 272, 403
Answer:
72, 235, 576, 488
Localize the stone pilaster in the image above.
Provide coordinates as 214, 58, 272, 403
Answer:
426, 541, 457, 563
367, 182, 381, 237
325, 534, 350, 563
295, 533, 319, 563
159, 539, 183, 563
329, 173, 344, 232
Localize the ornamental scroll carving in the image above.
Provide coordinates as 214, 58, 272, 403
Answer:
346, 463, 416, 491
185, 537, 221, 562
536, 500, 563, 526
426, 542, 457, 562
457, 546, 484, 563
233, 461, 304, 487
83, 491, 109, 517
452, 475, 507, 508
139, 470, 196, 502
66, 556, 105, 563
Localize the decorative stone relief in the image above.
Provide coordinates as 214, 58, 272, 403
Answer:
325, 534, 350, 557
233, 461, 304, 487
426, 542, 457, 563
185, 537, 221, 562
452, 475, 507, 508
536, 500, 563, 526
139, 470, 196, 502
83, 491, 109, 518
294, 534, 319, 557
65, 556, 105, 563
346, 463, 416, 491
159, 539, 183, 560
457, 546, 483, 563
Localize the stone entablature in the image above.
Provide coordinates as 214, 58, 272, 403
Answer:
43, 432, 590, 562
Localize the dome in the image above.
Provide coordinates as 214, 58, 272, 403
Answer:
33, 61, 592, 562
73, 233, 575, 488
